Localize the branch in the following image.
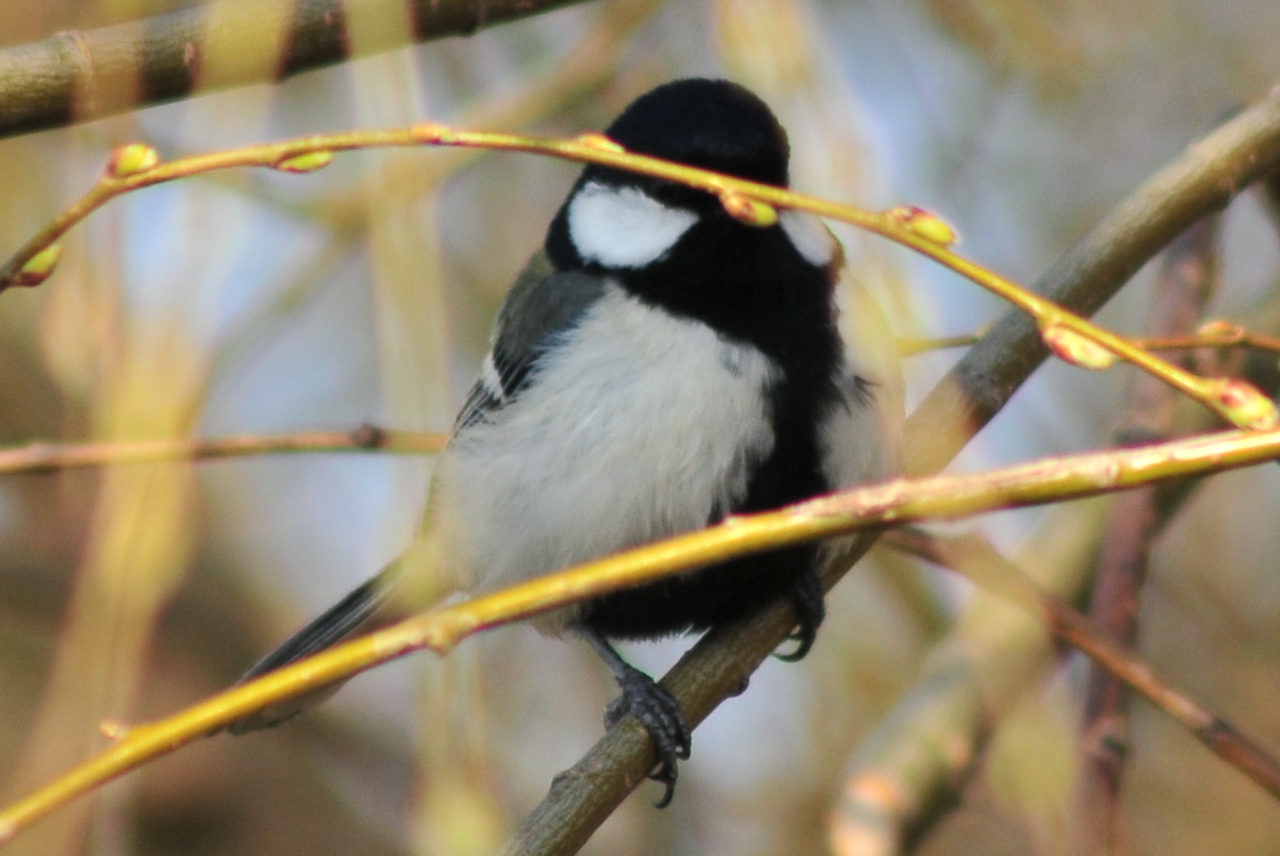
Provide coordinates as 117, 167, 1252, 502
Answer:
501, 88, 1280, 856
6, 427, 1280, 842
1074, 214, 1221, 855
831, 271, 1280, 856
904, 322, 1280, 359
0, 425, 445, 474
903, 87, 1280, 477
2, 122, 1274, 429
1135, 323, 1280, 355
886, 529, 1280, 807
0, 0, 592, 140
829, 503, 1110, 856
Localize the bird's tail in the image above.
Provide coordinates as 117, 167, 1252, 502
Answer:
226, 529, 454, 733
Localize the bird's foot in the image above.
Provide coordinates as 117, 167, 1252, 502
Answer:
605, 667, 692, 808
776, 569, 826, 662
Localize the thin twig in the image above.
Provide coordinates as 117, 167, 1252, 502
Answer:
1136, 325, 1280, 355
903, 88, 1280, 478
904, 323, 1280, 358
1074, 215, 1222, 855
897, 329, 989, 356
0, 426, 446, 475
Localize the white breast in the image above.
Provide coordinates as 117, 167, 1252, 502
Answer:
432, 284, 780, 621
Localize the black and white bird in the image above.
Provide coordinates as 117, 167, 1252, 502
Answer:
230, 78, 902, 805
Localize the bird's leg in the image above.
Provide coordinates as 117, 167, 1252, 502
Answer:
776, 567, 826, 662
577, 625, 692, 807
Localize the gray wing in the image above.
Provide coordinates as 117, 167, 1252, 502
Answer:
455, 251, 608, 431
226, 254, 606, 733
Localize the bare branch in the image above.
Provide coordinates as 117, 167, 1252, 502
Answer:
904, 89, 1280, 477
0, 0, 593, 140
887, 529, 1280, 807
500, 87, 1280, 856
0, 426, 445, 474
11, 423, 1280, 843
1074, 215, 1221, 855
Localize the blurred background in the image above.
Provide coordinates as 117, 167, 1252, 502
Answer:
2, 0, 1280, 854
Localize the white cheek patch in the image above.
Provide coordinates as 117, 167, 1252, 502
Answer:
567, 181, 699, 268
780, 210, 836, 267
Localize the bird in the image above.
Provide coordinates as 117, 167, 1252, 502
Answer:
228, 78, 902, 807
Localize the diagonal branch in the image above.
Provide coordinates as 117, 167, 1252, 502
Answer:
887, 528, 1280, 811
904, 88, 1280, 477
499, 87, 1280, 856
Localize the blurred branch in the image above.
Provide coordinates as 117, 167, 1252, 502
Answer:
885, 528, 1280, 814
12, 424, 1280, 842
1075, 215, 1222, 855
203, 0, 667, 402
834, 286, 1280, 856
500, 88, 1280, 856
829, 502, 1109, 856
1135, 322, 1280, 355
0, 0, 593, 140
0, 425, 446, 474
897, 328, 989, 356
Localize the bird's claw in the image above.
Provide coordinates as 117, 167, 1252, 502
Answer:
605, 668, 692, 808
775, 569, 826, 662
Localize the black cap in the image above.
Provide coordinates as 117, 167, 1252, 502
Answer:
604, 79, 790, 187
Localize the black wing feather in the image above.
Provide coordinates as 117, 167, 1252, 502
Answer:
454, 252, 608, 430
225, 557, 404, 733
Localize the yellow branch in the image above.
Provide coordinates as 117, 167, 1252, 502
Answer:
4, 425, 1280, 842
0, 124, 1272, 430
0, 426, 445, 474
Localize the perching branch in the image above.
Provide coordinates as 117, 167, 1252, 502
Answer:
500, 87, 1280, 856
0, 0, 591, 140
